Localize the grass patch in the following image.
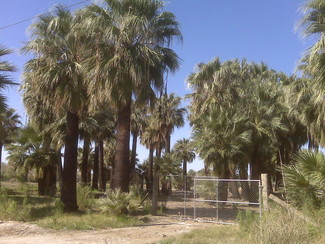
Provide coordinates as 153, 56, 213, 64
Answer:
0, 181, 146, 230
159, 225, 247, 244
36, 212, 143, 230
160, 206, 325, 244
251, 207, 324, 244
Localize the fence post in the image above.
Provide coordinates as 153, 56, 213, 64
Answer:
152, 170, 159, 215
184, 175, 187, 217
261, 173, 268, 210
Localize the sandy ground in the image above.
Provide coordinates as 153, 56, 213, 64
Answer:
0, 217, 212, 244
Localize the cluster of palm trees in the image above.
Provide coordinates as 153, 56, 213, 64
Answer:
187, 0, 325, 198
15, 0, 188, 211
2, 0, 325, 212
188, 58, 312, 196
0, 46, 21, 187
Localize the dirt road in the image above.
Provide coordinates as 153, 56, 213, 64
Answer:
0, 217, 211, 244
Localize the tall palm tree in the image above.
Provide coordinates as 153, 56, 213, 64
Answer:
296, 0, 325, 149
22, 7, 90, 211
173, 138, 195, 191
0, 45, 18, 187
0, 45, 17, 113
155, 93, 186, 153
298, 0, 325, 86
130, 105, 148, 177
0, 109, 21, 187
188, 58, 289, 185
86, 0, 181, 192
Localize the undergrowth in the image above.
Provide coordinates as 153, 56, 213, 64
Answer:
0, 184, 146, 230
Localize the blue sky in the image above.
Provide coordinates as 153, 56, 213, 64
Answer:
0, 0, 310, 170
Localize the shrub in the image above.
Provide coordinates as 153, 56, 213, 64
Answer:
284, 150, 325, 209
77, 185, 95, 211
251, 208, 317, 244
237, 210, 259, 232
0, 188, 31, 221
100, 189, 140, 215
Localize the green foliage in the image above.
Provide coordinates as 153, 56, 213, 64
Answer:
0, 182, 144, 230
237, 210, 259, 232
159, 226, 247, 244
283, 150, 325, 209
251, 208, 318, 244
0, 188, 31, 221
100, 189, 141, 215
161, 207, 324, 244
36, 213, 142, 230
77, 185, 95, 211
195, 180, 216, 200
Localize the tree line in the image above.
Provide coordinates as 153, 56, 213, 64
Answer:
0, 0, 324, 212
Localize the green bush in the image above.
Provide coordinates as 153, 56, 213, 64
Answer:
251, 208, 318, 244
100, 189, 141, 215
237, 210, 259, 232
0, 188, 31, 221
284, 150, 325, 209
77, 185, 95, 211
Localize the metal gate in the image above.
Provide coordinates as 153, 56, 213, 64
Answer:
166, 176, 262, 224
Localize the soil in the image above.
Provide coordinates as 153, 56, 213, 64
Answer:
0, 217, 212, 244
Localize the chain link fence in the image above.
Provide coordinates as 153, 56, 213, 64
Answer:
164, 175, 262, 224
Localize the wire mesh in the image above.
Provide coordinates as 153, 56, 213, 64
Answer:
164, 176, 262, 224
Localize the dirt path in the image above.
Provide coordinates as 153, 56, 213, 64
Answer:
0, 217, 212, 244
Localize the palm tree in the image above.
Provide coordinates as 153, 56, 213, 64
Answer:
188, 58, 291, 198
283, 150, 325, 209
85, 0, 181, 192
155, 93, 186, 153
0, 45, 17, 113
6, 126, 58, 195
22, 7, 90, 211
0, 45, 18, 187
157, 152, 181, 195
173, 138, 195, 191
298, 0, 325, 86
130, 105, 148, 177
0, 109, 21, 187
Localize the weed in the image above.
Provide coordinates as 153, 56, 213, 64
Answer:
237, 210, 258, 232
36, 212, 142, 230
77, 185, 95, 211
100, 189, 141, 215
251, 208, 318, 244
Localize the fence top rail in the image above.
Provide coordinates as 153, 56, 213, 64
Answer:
193, 199, 260, 205
165, 175, 219, 178
165, 175, 261, 182
194, 178, 260, 182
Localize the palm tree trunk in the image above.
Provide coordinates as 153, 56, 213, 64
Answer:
61, 111, 79, 212
152, 141, 162, 215
0, 143, 2, 188
165, 133, 171, 153
81, 137, 90, 185
43, 165, 56, 196
250, 145, 261, 180
130, 131, 138, 179
148, 144, 154, 191
112, 103, 131, 192
92, 143, 99, 190
110, 157, 115, 189
229, 169, 240, 198
239, 162, 250, 201
98, 139, 106, 192
152, 169, 159, 215
182, 160, 187, 191
250, 145, 261, 202
57, 150, 63, 193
